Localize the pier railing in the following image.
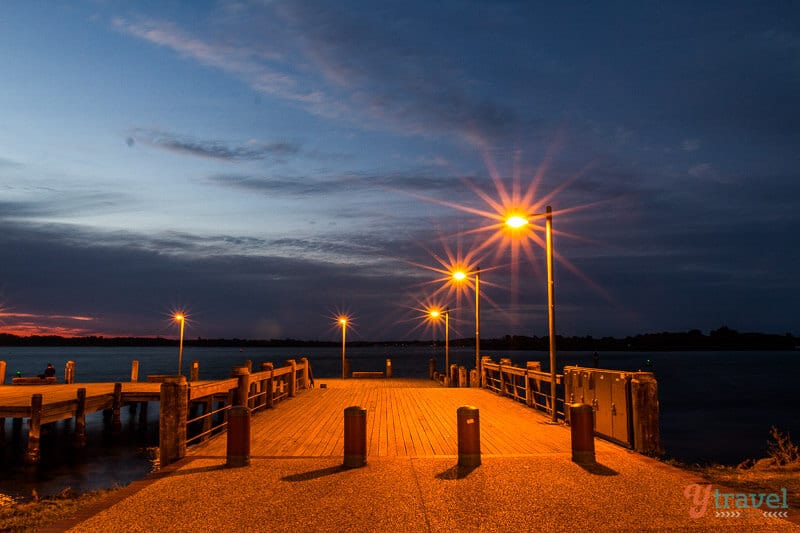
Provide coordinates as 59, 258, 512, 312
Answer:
183, 358, 311, 448
160, 358, 313, 464
481, 357, 565, 420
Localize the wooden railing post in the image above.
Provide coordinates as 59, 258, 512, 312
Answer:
232, 366, 250, 407
75, 387, 87, 447
262, 363, 274, 408
481, 356, 492, 388
300, 357, 311, 389
25, 394, 43, 464
189, 361, 200, 382
112, 382, 123, 433
0, 360, 6, 384
525, 362, 542, 408
130, 360, 139, 382
630, 372, 661, 455
286, 359, 297, 397
159, 376, 188, 467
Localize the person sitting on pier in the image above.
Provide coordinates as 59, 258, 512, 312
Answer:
38, 363, 56, 379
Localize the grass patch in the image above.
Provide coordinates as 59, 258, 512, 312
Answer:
0, 486, 119, 532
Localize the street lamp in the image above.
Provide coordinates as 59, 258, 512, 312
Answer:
451, 267, 481, 382
505, 205, 557, 423
338, 316, 348, 379
174, 313, 185, 376
429, 307, 450, 384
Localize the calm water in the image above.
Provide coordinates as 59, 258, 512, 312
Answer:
1, 346, 797, 500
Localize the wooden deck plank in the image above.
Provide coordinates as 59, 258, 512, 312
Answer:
188, 378, 590, 460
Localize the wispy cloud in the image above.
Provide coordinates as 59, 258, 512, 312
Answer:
129, 129, 300, 162
112, 16, 323, 105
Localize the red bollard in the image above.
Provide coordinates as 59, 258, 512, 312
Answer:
343, 406, 367, 467
457, 405, 481, 467
227, 405, 251, 467
569, 403, 595, 465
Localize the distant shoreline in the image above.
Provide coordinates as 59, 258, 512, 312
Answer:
1, 327, 796, 351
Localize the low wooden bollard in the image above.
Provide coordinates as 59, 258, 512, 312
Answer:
159, 376, 188, 467
130, 360, 139, 382
385, 358, 392, 378
457, 405, 481, 467
569, 403, 595, 465
343, 406, 367, 468
25, 394, 43, 464
226, 405, 251, 467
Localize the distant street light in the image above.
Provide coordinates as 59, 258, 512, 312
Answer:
505, 205, 557, 422
174, 313, 186, 376
429, 307, 450, 385
339, 316, 348, 379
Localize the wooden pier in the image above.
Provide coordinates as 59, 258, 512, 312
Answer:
188, 378, 582, 459
0, 357, 313, 465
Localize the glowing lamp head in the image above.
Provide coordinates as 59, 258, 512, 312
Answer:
505, 215, 529, 229
452, 270, 467, 282
174, 313, 185, 322
429, 310, 441, 319
338, 317, 348, 326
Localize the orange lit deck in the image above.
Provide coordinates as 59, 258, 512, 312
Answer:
188, 378, 618, 458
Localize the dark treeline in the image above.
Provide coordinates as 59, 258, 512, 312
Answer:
0, 327, 796, 351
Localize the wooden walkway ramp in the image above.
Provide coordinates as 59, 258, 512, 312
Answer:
189, 378, 617, 458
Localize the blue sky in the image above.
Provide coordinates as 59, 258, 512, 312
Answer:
1, 1, 798, 341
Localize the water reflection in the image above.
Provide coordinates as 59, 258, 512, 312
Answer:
0, 407, 159, 502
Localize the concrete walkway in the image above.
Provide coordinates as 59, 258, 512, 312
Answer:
50, 452, 798, 532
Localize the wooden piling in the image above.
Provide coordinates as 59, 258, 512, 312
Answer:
25, 394, 43, 464
112, 382, 123, 433
458, 366, 467, 387
131, 360, 139, 382
138, 401, 149, 428
631, 373, 661, 455
64, 360, 75, 384
190, 360, 200, 382
75, 387, 87, 447
159, 376, 188, 467
429, 358, 436, 380
0, 360, 6, 384
385, 359, 392, 378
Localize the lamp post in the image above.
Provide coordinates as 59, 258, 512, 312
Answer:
174, 313, 185, 376
429, 307, 450, 383
451, 267, 481, 380
506, 205, 557, 423
339, 317, 348, 379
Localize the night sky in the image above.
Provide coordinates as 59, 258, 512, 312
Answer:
1, 2, 798, 342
